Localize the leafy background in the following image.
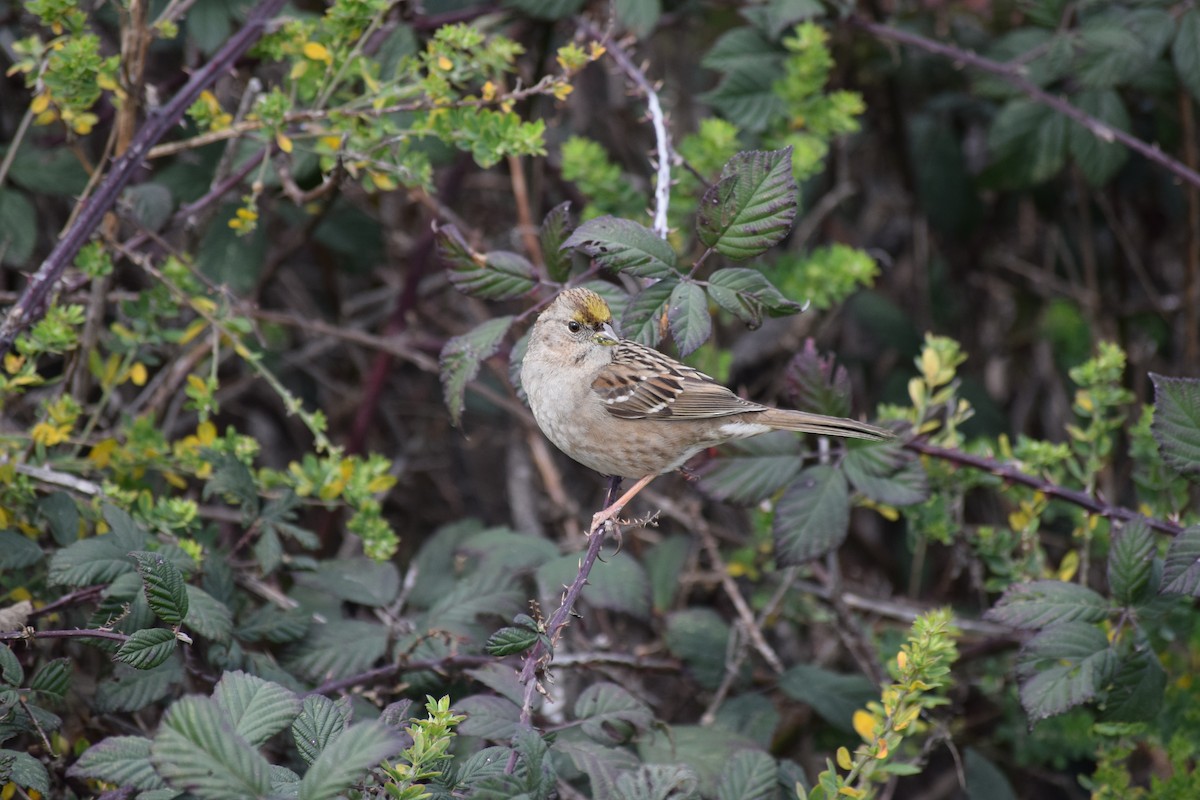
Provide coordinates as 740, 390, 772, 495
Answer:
1, 0, 1200, 798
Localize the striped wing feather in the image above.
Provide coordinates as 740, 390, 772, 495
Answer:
593, 342, 763, 420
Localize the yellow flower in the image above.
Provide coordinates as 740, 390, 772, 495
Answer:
303, 41, 332, 64
31, 422, 70, 446
436, 55, 453, 71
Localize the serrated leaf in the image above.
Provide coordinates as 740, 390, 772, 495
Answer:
987, 99, 1067, 187
238, 604, 311, 643
614, 0, 660, 36
29, 658, 70, 701
702, 27, 779, 73
779, 664, 876, 732
68, 736, 165, 791
841, 441, 929, 507
695, 431, 803, 505
667, 281, 711, 357
212, 671, 301, 748
1174, 10, 1200, 102
773, 466, 849, 564
184, 585, 233, 644
38, 491, 79, 545
1101, 646, 1165, 723
715, 750, 777, 800
0, 749, 48, 795
292, 695, 350, 765
706, 268, 803, 328
457, 694, 521, 740
116, 628, 178, 670
48, 534, 138, 587
664, 609, 736, 690
697, 148, 797, 260
1076, 26, 1150, 89
1016, 622, 1115, 721
1161, 525, 1200, 596
985, 580, 1109, 629
783, 340, 849, 417
555, 738, 640, 800
537, 552, 651, 620
504, 0, 584, 19
637, 728, 750, 795
95, 659, 182, 713
1067, 91, 1130, 186
0, 530, 43, 570
439, 315, 515, 427
298, 721, 404, 800
295, 557, 401, 607
202, 453, 259, 519
485, 625, 540, 657
621, 280, 676, 347
0, 646, 22, 687
1150, 374, 1200, 479
539, 201, 574, 282
700, 67, 783, 134
286, 619, 389, 681
575, 683, 654, 745
1107, 520, 1155, 607
131, 551, 189, 625
151, 695, 272, 800
0, 188, 36, 267
561, 216, 678, 278
439, 225, 537, 299
614, 764, 700, 800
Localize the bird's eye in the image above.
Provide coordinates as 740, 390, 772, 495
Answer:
567, 320, 583, 333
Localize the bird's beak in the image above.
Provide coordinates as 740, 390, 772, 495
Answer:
593, 322, 619, 347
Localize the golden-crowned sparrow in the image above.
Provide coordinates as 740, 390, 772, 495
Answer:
521, 288, 891, 525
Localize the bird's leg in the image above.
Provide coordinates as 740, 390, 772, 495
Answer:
590, 473, 656, 534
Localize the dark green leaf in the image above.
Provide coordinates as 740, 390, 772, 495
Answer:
116, 629, 178, 670
295, 557, 401, 607
561, 216, 678, 278
664, 609, 736, 690
0, 646, 22, 687
68, 736, 165, 791
286, 620, 389, 681
0, 188, 36, 267
637, 727, 755, 795
458, 527, 560, 582
697, 148, 797, 260
615, 763, 700, 800
537, 552, 651, 620
298, 721, 404, 800
1068, 91, 1130, 186
695, 431, 803, 505
130, 551, 190, 625
439, 315, 515, 427
963, 748, 1016, 800
1101, 647, 1165, 723
841, 441, 929, 507
644, 534, 692, 612
1077, 26, 1151, 89
30, 658, 70, 701
706, 268, 803, 329
38, 491, 79, 545
773, 465, 849, 564
621, 280, 675, 347
1150, 374, 1200, 479
5, 145, 89, 197
203, 453, 259, 520
485, 626, 540, 657
0, 530, 43, 569
783, 341, 849, 417
439, 225, 537, 300
614, 0, 660, 36
292, 695, 350, 765
238, 604, 311, 643
702, 27, 780, 74
95, 659, 182, 713
212, 671, 301, 748
1174, 10, 1200, 102
1107, 520, 1155, 606
575, 683, 654, 745
779, 664, 876, 732
752, 0, 824, 39
667, 281, 710, 357
712, 695, 780, 750
715, 750, 777, 800
1161, 525, 1200, 596
503, 0, 584, 19
457, 694, 521, 740
1016, 622, 1115, 721
539, 201, 574, 282
987, 100, 1067, 187
103, 504, 150, 548
700, 67, 783, 134
985, 580, 1109, 629
151, 695, 272, 800
48, 534, 138, 586
555, 738, 640, 800
0, 749, 48, 795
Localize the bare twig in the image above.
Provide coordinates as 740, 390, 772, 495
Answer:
0, 628, 131, 643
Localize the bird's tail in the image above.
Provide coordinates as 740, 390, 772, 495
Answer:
757, 408, 894, 441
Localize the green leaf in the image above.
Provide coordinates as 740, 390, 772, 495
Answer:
751, 0, 824, 39
5, 145, 89, 197
212, 671, 301, 748
561, 216, 678, 278
779, 664, 876, 732
1174, 10, 1200, 102
716, 750, 777, 800
615, 763, 700, 800
68, 736, 165, 791
48, 535, 137, 586
238, 604, 311, 643
702, 27, 780, 74
151, 695, 272, 800
0, 530, 43, 569
458, 527, 560, 582
963, 748, 1016, 800
986, 100, 1067, 187
203, 453, 259, 519
1107, 520, 1155, 607
700, 67, 783, 134
295, 557, 401, 607
1068, 91, 1130, 187
0, 749, 49, 796
537, 552, 651, 620
184, 585, 233, 644
664, 608, 736, 690
286, 620, 389, 682
637, 727, 754, 795
614, 0, 660, 36
644, 534, 692, 612
439, 315, 515, 427
1076, 25, 1150, 89
1101, 647, 1165, 723
1161, 525, 1200, 596
706, 268, 803, 328
841, 441, 928, 507
485, 625, 540, 657
38, 491, 80, 545
292, 695, 350, 765
621, 279, 676, 347
555, 738, 640, 800
457, 694, 521, 740
696, 431, 803, 505
1150, 374, 1200, 479
116, 628, 178, 670
539, 201, 574, 282
985, 580, 1109, 629
773, 465, 849, 564
697, 148, 797, 260
575, 683, 654, 745
667, 281, 711, 357
1017, 622, 1115, 721
504, 0, 584, 19
30, 658, 70, 702
95, 659, 182, 713
0, 188, 36, 267
0, 646, 22, 687
130, 551, 190, 625
298, 721, 404, 800
438, 225, 537, 300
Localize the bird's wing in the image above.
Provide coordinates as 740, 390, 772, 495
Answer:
592, 341, 763, 420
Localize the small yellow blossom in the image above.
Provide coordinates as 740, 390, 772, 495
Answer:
302, 41, 332, 63
436, 55, 453, 71
31, 422, 70, 446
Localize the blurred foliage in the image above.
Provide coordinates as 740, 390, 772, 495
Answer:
1, 0, 1200, 798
